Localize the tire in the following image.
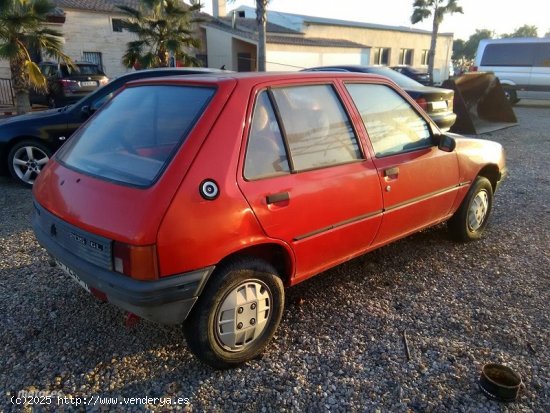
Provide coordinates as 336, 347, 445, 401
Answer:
7, 140, 52, 188
184, 258, 284, 369
448, 176, 493, 242
503, 88, 519, 105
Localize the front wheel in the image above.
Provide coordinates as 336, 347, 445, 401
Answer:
7, 140, 52, 187
184, 259, 284, 369
448, 176, 493, 242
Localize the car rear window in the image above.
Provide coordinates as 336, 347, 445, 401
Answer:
61, 64, 104, 76
58, 85, 215, 187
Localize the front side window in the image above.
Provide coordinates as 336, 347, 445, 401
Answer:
346, 83, 431, 157
271, 85, 362, 171
58, 85, 215, 186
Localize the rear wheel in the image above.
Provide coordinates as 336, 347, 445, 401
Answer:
184, 259, 284, 369
7, 140, 52, 187
448, 176, 493, 241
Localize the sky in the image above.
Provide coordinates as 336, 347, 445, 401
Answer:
200, 0, 550, 41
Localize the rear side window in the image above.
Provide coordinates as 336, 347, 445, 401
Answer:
480, 43, 536, 67
271, 85, 362, 171
58, 85, 215, 186
244, 91, 290, 180
346, 83, 431, 157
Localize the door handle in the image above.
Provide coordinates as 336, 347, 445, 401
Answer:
266, 192, 289, 204
384, 166, 399, 177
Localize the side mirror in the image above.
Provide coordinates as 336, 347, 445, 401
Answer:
437, 134, 456, 152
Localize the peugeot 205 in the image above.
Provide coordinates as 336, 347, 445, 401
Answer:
32, 72, 506, 368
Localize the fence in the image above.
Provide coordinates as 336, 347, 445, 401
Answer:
0, 78, 15, 106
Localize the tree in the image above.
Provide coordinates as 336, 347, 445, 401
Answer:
501, 24, 538, 38
0, 0, 73, 114
452, 38, 465, 60
117, 0, 202, 69
463, 29, 494, 59
411, 0, 463, 83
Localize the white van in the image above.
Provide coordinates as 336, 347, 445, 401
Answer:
473, 38, 550, 104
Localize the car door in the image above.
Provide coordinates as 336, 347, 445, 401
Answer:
238, 84, 383, 282
344, 82, 460, 245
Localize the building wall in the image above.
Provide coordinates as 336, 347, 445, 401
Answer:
303, 24, 453, 81
266, 45, 368, 71
59, 9, 136, 78
206, 27, 236, 70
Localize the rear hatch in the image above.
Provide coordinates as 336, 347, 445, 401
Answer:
61, 64, 108, 94
33, 78, 236, 248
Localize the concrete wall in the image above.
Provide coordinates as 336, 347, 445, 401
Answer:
266, 45, 368, 71
303, 24, 453, 82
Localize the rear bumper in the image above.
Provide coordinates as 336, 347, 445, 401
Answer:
32, 209, 215, 324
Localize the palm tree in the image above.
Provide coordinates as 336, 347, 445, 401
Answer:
255, 0, 269, 72
117, 0, 202, 69
411, 0, 463, 84
0, 0, 73, 114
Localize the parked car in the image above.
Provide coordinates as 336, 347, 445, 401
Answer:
30, 62, 109, 108
0, 67, 225, 187
391, 65, 431, 85
303, 65, 456, 131
33, 72, 506, 369
472, 37, 550, 105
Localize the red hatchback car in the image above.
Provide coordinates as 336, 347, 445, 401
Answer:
32, 72, 506, 368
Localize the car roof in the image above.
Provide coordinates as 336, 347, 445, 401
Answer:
125, 71, 391, 88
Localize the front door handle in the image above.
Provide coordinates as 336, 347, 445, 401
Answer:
266, 192, 289, 204
384, 166, 399, 177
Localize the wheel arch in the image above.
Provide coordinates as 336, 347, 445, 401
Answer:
214, 242, 295, 287
477, 164, 500, 192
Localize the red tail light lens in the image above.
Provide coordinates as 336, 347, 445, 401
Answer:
113, 242, 159, 281
415, 98, 428, 111
470, 66, 478, 72
59, 79, 78, 90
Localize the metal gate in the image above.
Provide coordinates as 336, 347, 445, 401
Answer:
0, 78, 15, 106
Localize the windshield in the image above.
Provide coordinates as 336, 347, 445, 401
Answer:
58, 85, 215, 187
366, 67, 424, 89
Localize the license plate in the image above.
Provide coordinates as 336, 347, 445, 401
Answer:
80, 81, 97, 87
56, 259, 90, 293
431, 100, 448, 110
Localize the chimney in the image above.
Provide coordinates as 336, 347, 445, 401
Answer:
232, 10, 237, 29
212, 0, 226, 18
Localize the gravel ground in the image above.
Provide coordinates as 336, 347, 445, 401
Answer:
0, 102, 549, 412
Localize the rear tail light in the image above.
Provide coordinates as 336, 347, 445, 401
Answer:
415, 97, 428, 111
59, 79, 78, 90
99, 78, 109, 86
113, 242, 159, 281
470, 66, 478, 72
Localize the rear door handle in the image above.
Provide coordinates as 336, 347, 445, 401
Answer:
266, 192, 289, 204
384, 166, 399, 177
